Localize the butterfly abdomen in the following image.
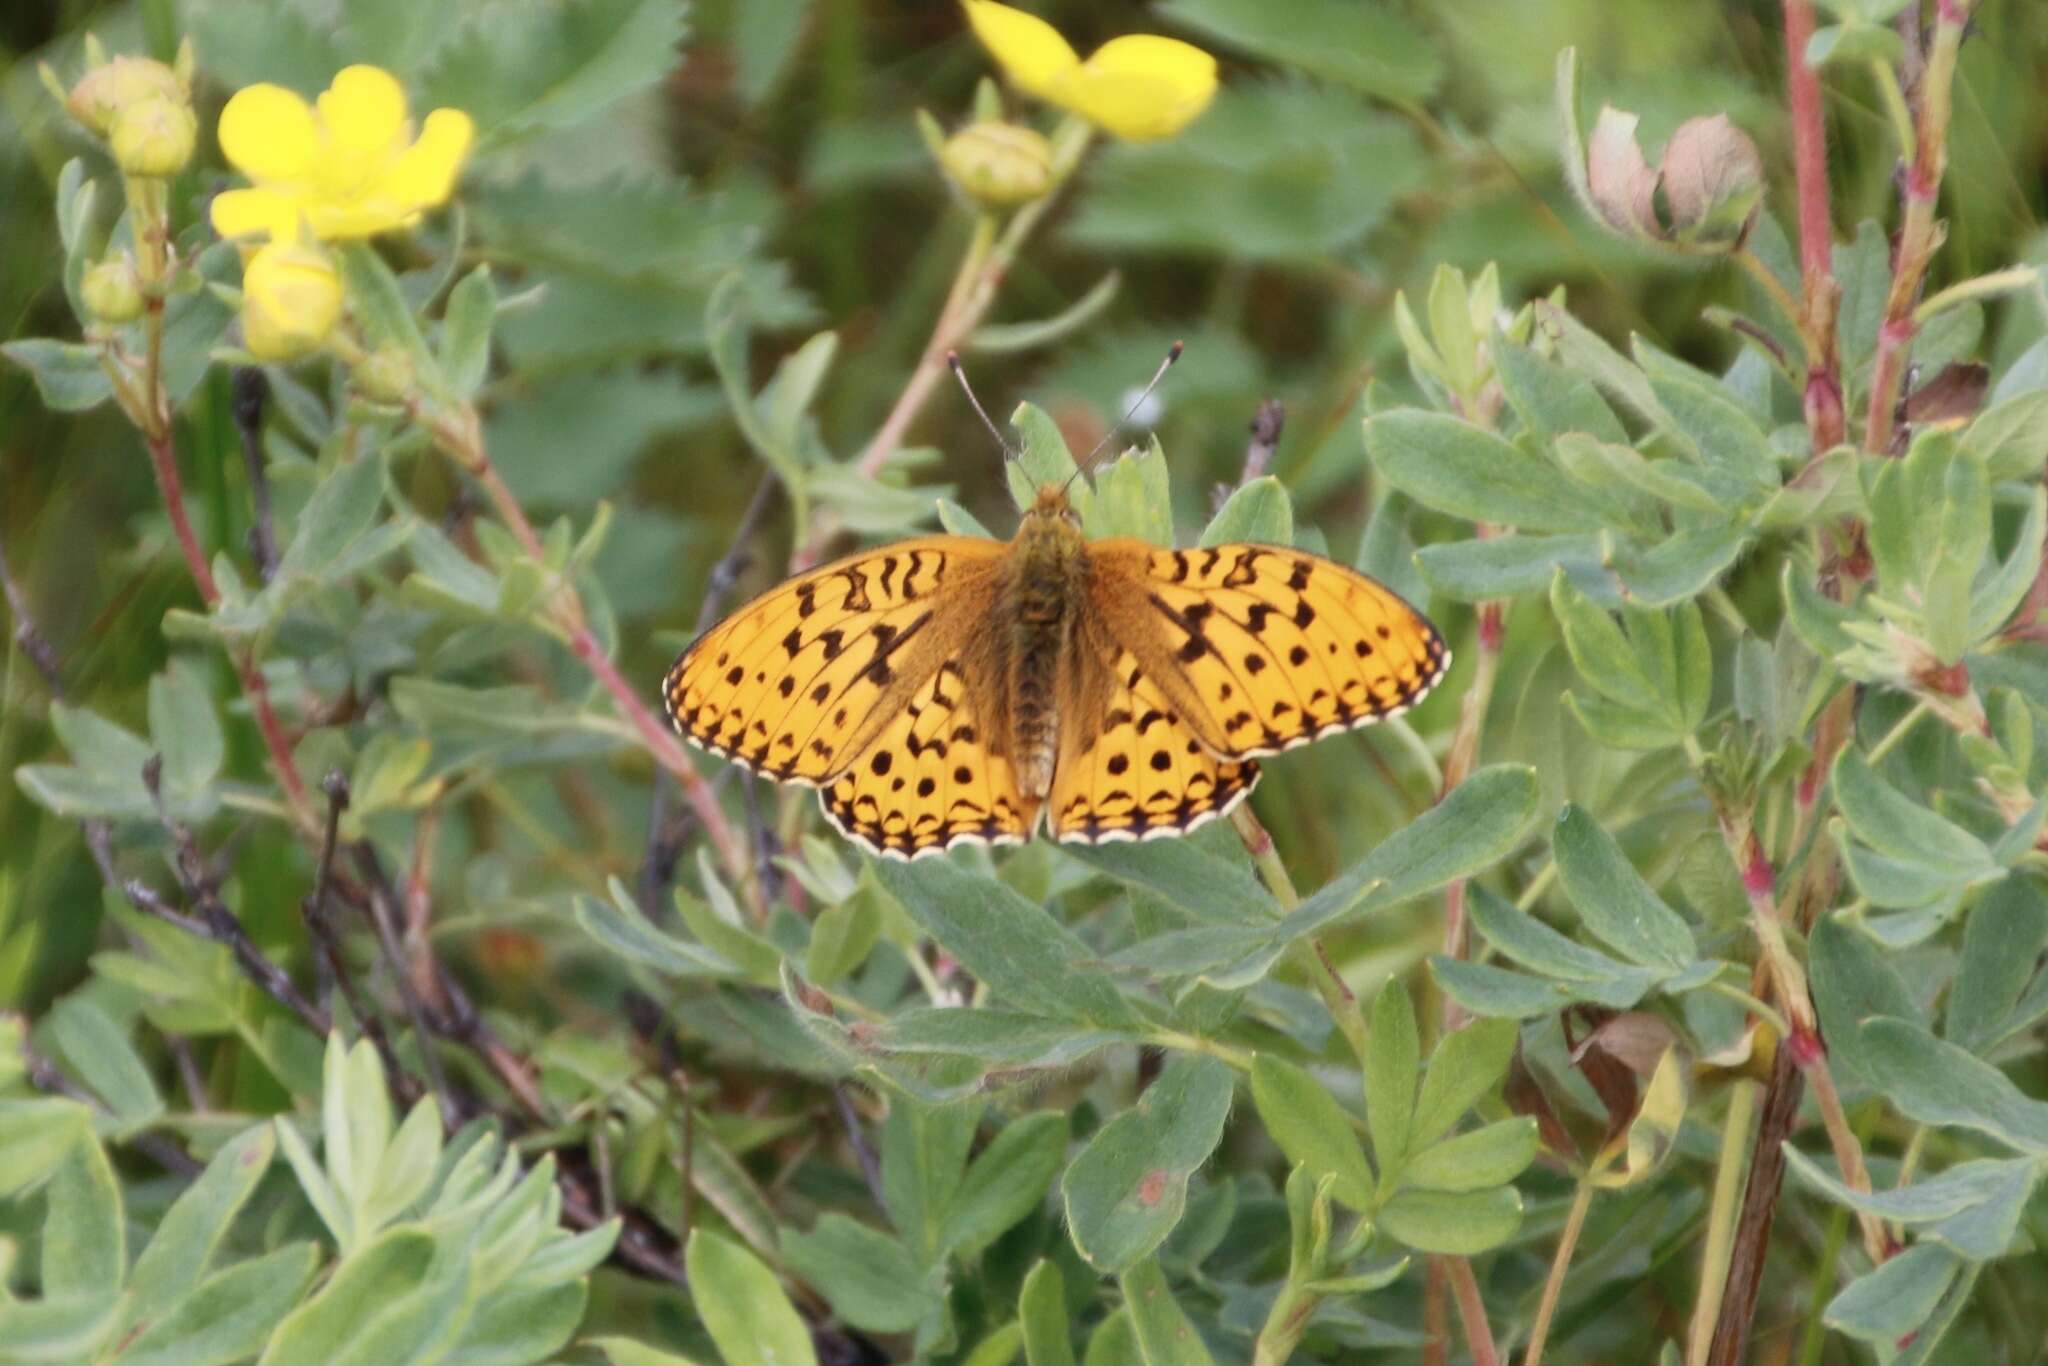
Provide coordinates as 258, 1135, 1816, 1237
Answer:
1004, 500, 1090, 799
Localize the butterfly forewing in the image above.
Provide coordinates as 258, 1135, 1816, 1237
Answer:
1092, 541, 1450, 762
664, 537, 1006, 787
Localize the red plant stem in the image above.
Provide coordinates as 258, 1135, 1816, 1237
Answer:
144, 425, 312, 820
1445, 1254, 1500, 1366
463, 447, 761, 912
1780, 0, 1846, 451
1863, 0, 1974, 454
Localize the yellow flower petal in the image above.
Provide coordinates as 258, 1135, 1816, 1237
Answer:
961, 0, 1078, 99
318, 64, 408, 155
218, 82, 318, 181
210, 186, 302, 242
381, 107, 474, 211
1059, 34, 1217, 141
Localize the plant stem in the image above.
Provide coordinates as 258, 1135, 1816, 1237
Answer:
1863, 0, 1975, 455
430, 410, 762, 912
1688, 1079, 1759, 1366
1522, 1177, 1594, 1366
1230, 805, 1370, 1063
789, 118, 1093, 572
1779, 0, 1846, 451
1445, 1254, 1500, 1366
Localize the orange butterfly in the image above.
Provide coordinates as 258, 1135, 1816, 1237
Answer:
663, 480, 1449, 860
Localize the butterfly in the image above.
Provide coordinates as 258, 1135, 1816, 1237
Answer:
662, 476, 1450, 861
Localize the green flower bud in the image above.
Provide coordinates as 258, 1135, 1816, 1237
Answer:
81, 257, 145, 324
939, 120, 1053, 207
109, 93, 197, 177
354, 346, 415, 404
64, 53, 186, 136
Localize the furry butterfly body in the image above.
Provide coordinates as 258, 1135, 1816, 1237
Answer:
663, 483, 1448, 859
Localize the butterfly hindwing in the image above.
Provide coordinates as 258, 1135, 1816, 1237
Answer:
1089, 541, 1450, 761
663, 537, 1003, 786
1047, 645, 1258, 843
822, 660, 1035, 858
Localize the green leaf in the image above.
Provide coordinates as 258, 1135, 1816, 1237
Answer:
1552, 806, 1696, 972
940, 1111, 1069, 1259
48, 996, 162, 1132
805, 880, 883, 985
148, 663, 225, 805
1377, 1186, 1523, 1255
1464, 886, 1663, 1006
335, 244, 438, 383
1831, 751, 1999, 882
784, 1216, 936, 1335
881, 1095, 982, 1262
1249, 1055, 1374, 1211
1856, 1017, 2048, 1152
42, 1136, 124, 1300
1824, 1243, 1962, 1345
1019, 1259, 1077, 1366
1271, 765, 1540, 953
1809, 916, 1920, 1092
1367, 412, 1605, 533
1416, 533, 1605, 604
123, 1124, 276, 1329
684, 1229, 817, 1366
1067, 834, 1279, 928
1963, 387, 2048, 481
1410, 1017, 1520, 1152
277, 454, 389, 583
419, 0, 690, 142
1119, 1258, 1217, 1366
1200, 477, 1293, 547
1, 339, 113, 411
1082, 1309, 1139, 1366
1159, 0, 1441, 102
1006, 401, 1087, 515
875, 858, 1139, 1028
1947, 876, 2048, 1052
439, 265, 496, 397
258, 1227, 469, 1366
1400, 1118, 1539, 1193
1088, 441, 1173, 544
0, 1098, 94, 1198
1494, 340, 1627, 445
1549, 574, 1662, 718
1642, 361, 1779, 489
1061, 1056, 1234, 1273
1363, 982, 1420, 1178
1430, 957, 1587, 1019
574, 889, 744, 979
120, 1244, 321, 1366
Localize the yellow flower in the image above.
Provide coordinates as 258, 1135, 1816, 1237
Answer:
961, 0, 1217, 142
211, 65, 473, 244
240, 240, 343, 361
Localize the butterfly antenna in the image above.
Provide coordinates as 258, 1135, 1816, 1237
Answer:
946, 350, 1018, 466
1063, 340, 1183, 495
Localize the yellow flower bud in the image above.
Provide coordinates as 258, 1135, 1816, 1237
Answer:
81, 257, 145, 324
940, 121, 1054, 206
108, 93, 197, 178
241, 241, 342, 362
64, 53, 185, 135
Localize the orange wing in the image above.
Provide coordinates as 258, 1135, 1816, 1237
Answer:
1046, 643, 1259, 844
1088, 541, 1450, 760
662, 537, 1003, 787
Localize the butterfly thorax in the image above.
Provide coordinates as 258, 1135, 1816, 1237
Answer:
1004, 485, 1089, 798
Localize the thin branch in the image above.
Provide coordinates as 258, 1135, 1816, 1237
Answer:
0, 523, 64, 694
1779, 0, 1846, 451
1240, 398, 1285, 485
1706, 1045, 1803, 1366
833, 1083, 888, 1212
23, 1043, 201, 1178
231, 367, 279, 583
692, 472, 781, 634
